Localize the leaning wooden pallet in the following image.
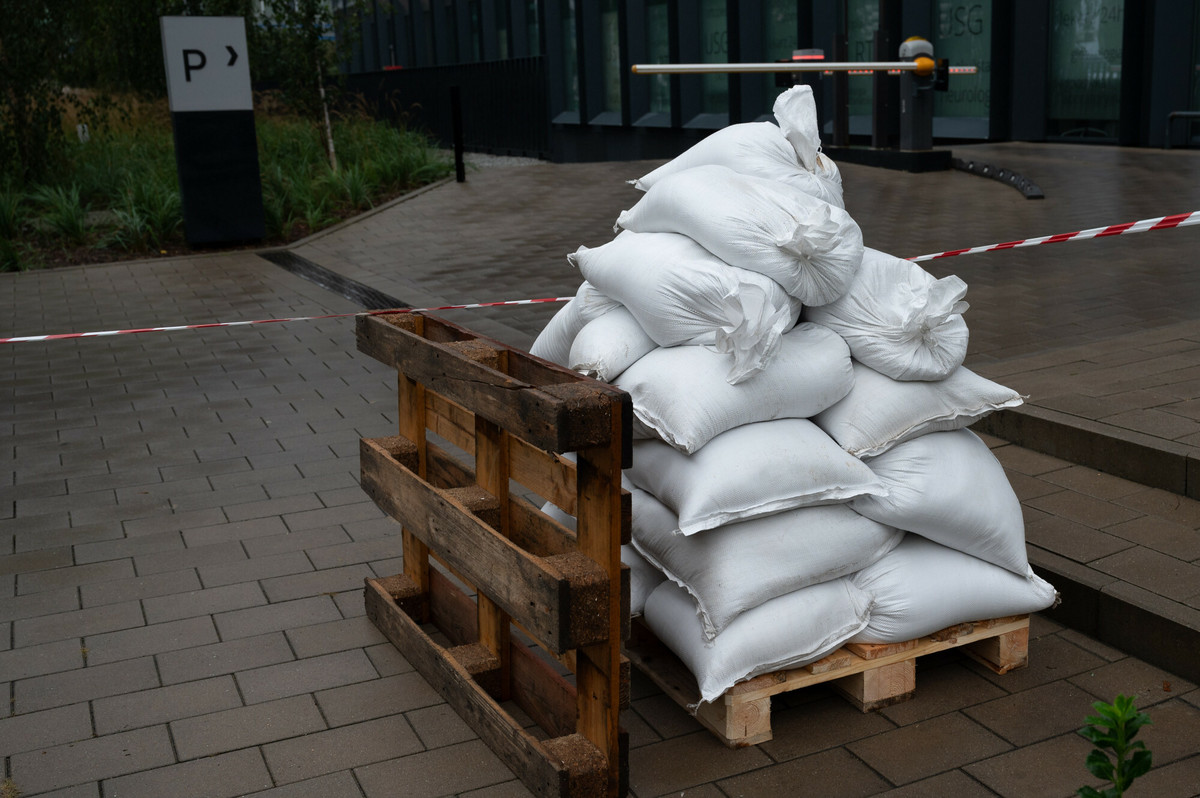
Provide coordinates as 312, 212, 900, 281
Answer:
626, 613, 1030, 747
356, 312, 632, 798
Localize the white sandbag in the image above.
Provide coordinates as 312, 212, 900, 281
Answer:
569, 305, 657, 382
851, 429, 1031, 576
631, 487, 901, 639
773, 85, 822, 171
802, 247, 970, 381
623, 544, 667, 618
644, 577, 871, 704
630, 121, 844, 208
850, 535, 1058, 644
614, 164, 863, 306
615, 322, 854, 454
627, 418, 886, 535
813, 361, 1024, 459
571, 231, 803, 383
539, 499, 664, 616
528, 281, 621, 366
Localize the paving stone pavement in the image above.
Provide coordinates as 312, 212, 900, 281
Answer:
3, 144, 1200, 797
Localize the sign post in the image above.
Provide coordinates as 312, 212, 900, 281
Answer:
161, 16, 265, 246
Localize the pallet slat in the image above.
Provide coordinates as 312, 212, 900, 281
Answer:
358, 314, 628, 456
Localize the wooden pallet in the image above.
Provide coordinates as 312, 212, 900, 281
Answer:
357, 312, 632, 798
625, 614, 1030, 748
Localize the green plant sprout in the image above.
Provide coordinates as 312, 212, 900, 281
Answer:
1077, 694, 1152, 798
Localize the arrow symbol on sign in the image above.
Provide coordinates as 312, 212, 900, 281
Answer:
227, 45, 238, 66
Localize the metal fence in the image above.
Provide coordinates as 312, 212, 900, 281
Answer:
344, 57, 549, 160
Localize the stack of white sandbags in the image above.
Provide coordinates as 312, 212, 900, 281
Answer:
530, 85, 1057, 706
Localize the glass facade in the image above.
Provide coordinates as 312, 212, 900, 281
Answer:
601, 0, 622, 114
645, 0, 671, 115
931, 1, 991, 121
762, 0, 799, 103
339, 0, 1200, 153
846, 0, 878, 121
699, 0, 729, 114
1193, 6, 1200, 110
1046, 0, 1125, 139
561, 0, 579, 113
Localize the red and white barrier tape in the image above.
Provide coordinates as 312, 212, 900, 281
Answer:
3, 210, 1198, 344
908, 211, 1200, 262
0, 297, 573, 345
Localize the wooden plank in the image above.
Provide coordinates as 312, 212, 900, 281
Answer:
844, 639, 919, 660
574, 426, 625, 797
966, 622, 1030, 674
832, 659, 916, 712
697, 695, 773, 747
364, 578, 608, 798
397, 369, 431, 619
476, 406, 513, 702
361, 438, 609, 651
427, 393, 475, 454
356, 314, 622, 454
511, 437, 577, 515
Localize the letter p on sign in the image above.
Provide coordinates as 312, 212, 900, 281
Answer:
161, 16, 252, 112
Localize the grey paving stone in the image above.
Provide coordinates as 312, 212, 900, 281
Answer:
241, 526, 351, 558
122, 507, 227, 537
263, 714, 423, 785
156, 632, 294, 685
285, 615, 386, 659
847, 712, 1013, 787
626, 730, 772, 796
964, 732, 1099, 797
167, 484, 272, 515
720, 746, 892, 798
213, 594, 341, 640
263, 470, 359, 500
0, 702, 93, 758
0, 546, 73, 576
15, 655, 160, 713
84, 616, 219, 666
224, 493, 326, 523
93, 675, 242, 735
9, 726, 174, 794
14, 600, 144, 647
171, 694, 327, 760
135, 540, 247, 575
198, 550, 313, 588
101, 748, 275, 798
260, 563, 375, 603
403, 703, 483, 754
238, 649, 379, 705
143, 581, 267, 624
14, 521, 125, 554
182, 515, 290, 548
80, 567, 201, 607
357, 738, 527, 798
0, 638, 84, 682
305, 537, 403, 571
283, 502, 384, 532
73, 529, 185, 566
0, 586, 79, 622
17, 559, 136, 595
364, 641, 414, 677
241, 771, 364, 798
316, 671, 441, 728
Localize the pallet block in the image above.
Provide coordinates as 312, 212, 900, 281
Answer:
626, 614, 1030, 747
357, 312, 632, 798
